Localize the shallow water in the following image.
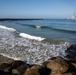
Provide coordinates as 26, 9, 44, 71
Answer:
0, 25, 70, 65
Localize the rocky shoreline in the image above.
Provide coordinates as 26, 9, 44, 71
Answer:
0, 45, 76, 75
0, 57, 76, 75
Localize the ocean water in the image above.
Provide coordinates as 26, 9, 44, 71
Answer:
0, 19, 76, 44
0, 19, 76, 64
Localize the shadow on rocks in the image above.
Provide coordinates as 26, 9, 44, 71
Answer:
65, 60, 76, 75
66, 45, 76, 60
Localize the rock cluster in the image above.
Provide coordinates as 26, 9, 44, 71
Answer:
66, 45, 76, 60
0, 57, 76, 75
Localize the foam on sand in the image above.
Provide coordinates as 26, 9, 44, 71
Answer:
0, 53, 21, 60
19, 33, 45, 41
0, 25, 16, 31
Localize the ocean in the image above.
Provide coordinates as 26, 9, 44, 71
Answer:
0, 19, 76, 64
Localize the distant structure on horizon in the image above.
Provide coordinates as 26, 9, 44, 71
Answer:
67, 12, 76, 20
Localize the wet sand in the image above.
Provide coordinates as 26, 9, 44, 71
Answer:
0, 54, 14, 65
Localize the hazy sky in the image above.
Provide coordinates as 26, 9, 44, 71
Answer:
0, 0, 76, 18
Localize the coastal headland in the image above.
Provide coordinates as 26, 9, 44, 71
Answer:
0, 18, 43, 21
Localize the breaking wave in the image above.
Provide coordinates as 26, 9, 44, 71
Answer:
28, 25, 48, 29
18, 23, 76, 33
0, 25, 45, 41
19, 33, 45, 41
21, 24, 48, 29
0, 25, 16, 31
36, 26, 76, 33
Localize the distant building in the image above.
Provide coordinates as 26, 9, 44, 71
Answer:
67, 12, 76, 20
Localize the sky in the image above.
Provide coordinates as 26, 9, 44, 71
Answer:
0, 0, 76, 18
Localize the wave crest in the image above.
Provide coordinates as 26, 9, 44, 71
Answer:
31, 25, 76, 33
19, 23, 76, 33
19, 33, 45, 41
0, 25, 16, 31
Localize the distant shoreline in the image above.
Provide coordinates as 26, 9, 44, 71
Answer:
0, 18, 43, 21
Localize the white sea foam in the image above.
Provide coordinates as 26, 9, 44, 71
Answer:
19, 33, 45, 41
0, 25, 16, 31
0, 53, 20, 60
36, 25, 41, 29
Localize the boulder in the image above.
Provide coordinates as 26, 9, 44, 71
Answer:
50, 71, 74, 75
0, 63, 11, 73
72, 63, 76, 68
12, 64, 30, 75
42, 61, 49, 67
66, 45, 76, 60
50, 70, 62, 75
23, 65, 42, 75
10, 60, 25, 69
63, 72, 74, 75
47, 58, 69, 73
